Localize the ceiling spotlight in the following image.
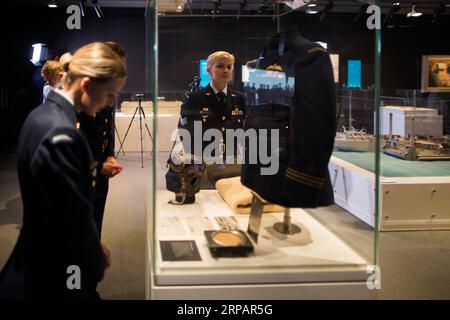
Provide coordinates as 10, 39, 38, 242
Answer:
48, 1, 58, 8
320, 0, 333, 21
383, 2, 400, 24
307, 3, 317, 7
407, 3, 422, 18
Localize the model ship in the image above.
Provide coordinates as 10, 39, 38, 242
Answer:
335, 90, 375, 152
334, 126, 376, 152
383, 136, 450, 161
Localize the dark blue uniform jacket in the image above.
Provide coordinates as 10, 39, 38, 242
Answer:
0, 90, 105, 299
242, 30, 336, 208
178, 84, 246, 160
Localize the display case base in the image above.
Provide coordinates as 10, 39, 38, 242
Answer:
330, 155, 450, 231
146, 190, 374, 299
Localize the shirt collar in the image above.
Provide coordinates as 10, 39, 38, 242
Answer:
54, 88, 75, 108
210, 83, 228, 96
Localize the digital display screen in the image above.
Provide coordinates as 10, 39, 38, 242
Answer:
347, 60, 362, 88
199, 59, 210, 88
242, 66, 295, 106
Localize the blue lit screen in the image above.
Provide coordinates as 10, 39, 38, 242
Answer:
199, 59, 210, 88
347, 60, 362, 88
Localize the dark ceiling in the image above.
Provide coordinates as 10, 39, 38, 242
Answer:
5, 0, 450, 15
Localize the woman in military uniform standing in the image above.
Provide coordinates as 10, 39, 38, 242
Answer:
0, 42, 127, 299
169, 51, 246, 203
178, 51, 246, 162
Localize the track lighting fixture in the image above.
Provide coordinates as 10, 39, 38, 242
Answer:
383, 2, 400, 24
92, 0, 103, 18
407, 3, 422, 18
320, 0, 333, 21
79, 0, 86, 17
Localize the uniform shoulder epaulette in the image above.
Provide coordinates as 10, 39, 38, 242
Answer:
307, 47, 327, 54
51, 134, 73, 144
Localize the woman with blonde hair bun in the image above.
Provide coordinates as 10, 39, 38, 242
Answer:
41, 60, 63, 102
0, 42, 126, 300
57, 52, 73, 87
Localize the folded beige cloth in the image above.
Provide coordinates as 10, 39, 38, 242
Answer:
216, 176, 284, 214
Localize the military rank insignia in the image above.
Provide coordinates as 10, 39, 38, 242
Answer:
200, 107, 210, 121
231, 108, 243, 116
90, 161, 98, 178
179, 116, 187, 126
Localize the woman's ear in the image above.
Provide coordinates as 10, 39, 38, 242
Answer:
80, 77, 91, 93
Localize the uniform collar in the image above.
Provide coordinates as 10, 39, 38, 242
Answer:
209, 83, 228, 96
54, 88, 75, 107
46, 89, 78, 125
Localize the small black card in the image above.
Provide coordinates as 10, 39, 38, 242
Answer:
160, 240, 202, 261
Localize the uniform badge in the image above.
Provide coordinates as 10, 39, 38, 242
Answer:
51, 134, 73, 144
200, 107, 210, 121
90, 161, 98, 179
231, 107, 243, 116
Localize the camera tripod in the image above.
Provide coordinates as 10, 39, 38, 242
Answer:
116, 93, 153, 168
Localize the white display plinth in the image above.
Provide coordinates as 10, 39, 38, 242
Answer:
377, 106, 443, 137
146, 190, 374, 299
329, 156, 450, 231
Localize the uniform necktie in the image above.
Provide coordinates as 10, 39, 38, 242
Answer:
217, 91, 226, 109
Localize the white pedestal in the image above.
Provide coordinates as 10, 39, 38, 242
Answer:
329, 156, 450, 231
115, 101, 181, 152
377, 106, 443, 137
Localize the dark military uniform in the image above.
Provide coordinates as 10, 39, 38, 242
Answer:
78, 106, 115, 237
178, 84, 246, 160
242, 30, 336, 208
166, 84, 246, 203
0, 90, 105, 299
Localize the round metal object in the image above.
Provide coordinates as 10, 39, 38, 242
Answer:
211, 230, 245, 246
273, 222, 302, 235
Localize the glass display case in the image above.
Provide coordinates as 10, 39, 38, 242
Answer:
144, 0, 382, 299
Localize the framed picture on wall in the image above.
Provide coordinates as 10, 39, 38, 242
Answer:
421, 55, 450, 92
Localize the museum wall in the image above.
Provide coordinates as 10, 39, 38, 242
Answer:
1, 6, 450, 154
